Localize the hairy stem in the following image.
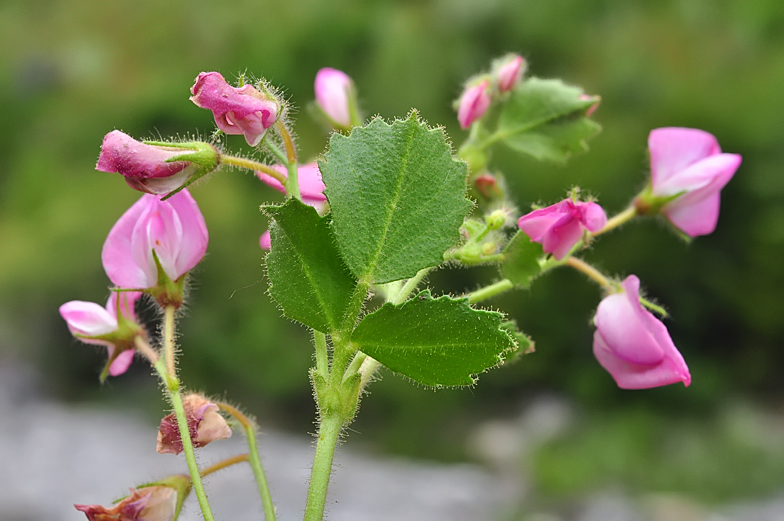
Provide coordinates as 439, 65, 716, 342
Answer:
467, 279, 515, 304
200, 453, 249, 477
393, 268, 431, 305
163, 305, 177, 379
216, 402, 277, 521
591, 205, 637, 238
134, 336, 159, 364
314, 331, 329, 378
303, 415, 343, 521
221, 155, 288, 185
565, 257, 612, 288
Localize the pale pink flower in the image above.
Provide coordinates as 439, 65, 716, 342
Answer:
457, 80, 491, 129
59, 292, 142, 378
102, 190, 208, 289
257, 162, 327, 205
314, 67, 354, 129
259, 230, 271, 250
75, 486, 177, 521
496, 54, 526, 92
648, 127, 742, 236
190, 72, 279, 146
157, 394, 232, 455
96, 131, 218, 195
593, 275, 691, 389
517, 199, 607, 260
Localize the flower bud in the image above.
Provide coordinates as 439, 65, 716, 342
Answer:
473, 173, 501, 199
643, 127, 742, 237
517, 198, 606, 260
485, 209, 508, 231
157, 394, 232, 455
74, 476, 189, 521
494, 54, 526, 92
97, 131, 219, 195
593, 275, 691, 389
457, 80, 491, 130
102, 190, 208, 308
314, 67, 356, 130
259, 230, 271, 250
190, 72, 279, 146
60, 291, 144, 381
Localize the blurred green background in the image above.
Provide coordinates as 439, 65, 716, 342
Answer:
2, 0, 784, 510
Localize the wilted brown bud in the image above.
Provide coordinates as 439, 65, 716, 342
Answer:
157, 394, 232, 455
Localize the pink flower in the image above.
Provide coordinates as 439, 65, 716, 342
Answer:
496, 54, 526, 92
157, 394, 232, 455
75, 486, 177, 521
59, 292, 143, 379
593, 275, 691, 389
648, 127, 742, 236
190, 72, 279, 146
96, 131, 219, 195
102, 190, 208, 290
517, 199, 607, 260
257, 162, 327, 205
314, 67, 354, 129
259, 230, 271, 250
457, 80, 491, 129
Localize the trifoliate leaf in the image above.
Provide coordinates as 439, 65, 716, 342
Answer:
497, 78, 601, 164
351, 290, 516, 386
265, 199, 357, 333
320, 113, 472, 284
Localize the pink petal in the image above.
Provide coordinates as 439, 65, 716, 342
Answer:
546, 216, 582, 260
257, 162, 327, 204
517, 206, 566, 242
105, 291, 141, 322
594, 294, 665, 365
649, 127, 721, 187
457, 81, 491, 129
496, 55, 525, 92
259, 230, 271, 250
108, 349, 135, 376
315, 68, 353, 128
133, 198, 184, 282
59, 301, 118, 338
96, 130, 188, 180
165, 189, 209, 279
102, 195, 159, 288
653, 153, 741, 197
663, 192, 721, 237
580, 201, 607, 232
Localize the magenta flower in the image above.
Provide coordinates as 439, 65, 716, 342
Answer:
96, 131, 219, 195
257, 162, 327, 206
314, 67, 354, 129
156, 394, 232, 455
457, 80, 491, 130
593, 275, 691, 389
648, 127, 742, 236
495, 54, 526, 92
59, 292, 143, 379
101, 190, 208, 290
517, 199, 607, 260
190, 72, 279, 146
75, 486, 177, 521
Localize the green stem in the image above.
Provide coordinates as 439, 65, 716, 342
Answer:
221, 155, 288, 185
343, 352, 367, 381
359, 357, 381, 389
163, 305, 177, 379
303, 415, 343, 521
591, 206, 637, 238
393, 268, 431, 305
314, 331, 329, 378
564, 257, 612, 289
200, 453, 249, 477
266, 142, 288, 165
216, 403, 276, 521
285, 160, 301, 201
467, 279, 514, 304
153, 360, 215, 521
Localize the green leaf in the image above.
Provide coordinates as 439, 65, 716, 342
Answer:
351, 290, 516, 386
500, 320, 535, 362
265, 199, 357, 333
501, 230, 543, 288
319, 113, 472, 284
497, 78, 601, 163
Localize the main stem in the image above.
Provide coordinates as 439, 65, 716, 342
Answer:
303, 415, 343, 521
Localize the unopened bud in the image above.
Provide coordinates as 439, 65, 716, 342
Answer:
75, 475, 190, 521
314, 68, 357, 130
157, 394, 232, 455
494, 54, 526, 92
485, 209, 507, 230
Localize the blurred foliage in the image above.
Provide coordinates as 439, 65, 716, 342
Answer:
2, 0, 784, 500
